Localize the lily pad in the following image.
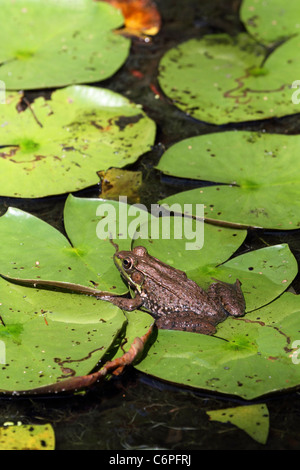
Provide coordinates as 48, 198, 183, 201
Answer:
98, 168, 143, 203
158, 32, 300, 124
207, 404, 269, 444
0, 194, 141, 293
241, 0, 300, 46
0, 0, 130, 90
135, 292, 300, 399
0, 423, 55, 450
134, 216, 247, 271
0, 86, 155, 198
157, 131, 300, 230
0, 275, 126, 393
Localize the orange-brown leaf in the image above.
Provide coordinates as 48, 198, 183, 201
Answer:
104, 0, 161, 36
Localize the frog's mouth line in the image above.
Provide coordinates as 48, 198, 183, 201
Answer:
113, 254, 144, 294
113, 254, 133, 282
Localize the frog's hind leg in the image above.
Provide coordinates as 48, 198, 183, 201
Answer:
155, 312, 216, 335
208, 279, 245, 317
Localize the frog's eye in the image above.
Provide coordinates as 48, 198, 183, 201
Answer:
122, 257, 133, 270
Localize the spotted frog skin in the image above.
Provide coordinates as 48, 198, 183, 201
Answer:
108, 246, 246, 335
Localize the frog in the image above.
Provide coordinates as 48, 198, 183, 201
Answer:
0, 244, 246, 336
105, 245, 246, 335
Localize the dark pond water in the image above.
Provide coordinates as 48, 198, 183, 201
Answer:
1, 0, 300, 451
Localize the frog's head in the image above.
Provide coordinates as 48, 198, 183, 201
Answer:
113, 246, 148, 293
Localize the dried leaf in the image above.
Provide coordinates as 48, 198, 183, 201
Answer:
98, 168, 142, 203
104, 0, 161, 36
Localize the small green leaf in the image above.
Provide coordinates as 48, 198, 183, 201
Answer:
207, 404, 269, 444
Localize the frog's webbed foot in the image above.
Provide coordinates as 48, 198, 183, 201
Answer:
208, 278, 245, 317
155, 312, 216, 335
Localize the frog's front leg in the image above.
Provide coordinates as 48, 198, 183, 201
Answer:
155, 312, 217, 335
208, 279, 245, 317
99, 293, 143, 311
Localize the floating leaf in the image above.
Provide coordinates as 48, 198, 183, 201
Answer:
98, 168, 143, 203
157, 131, 300, 230
136, 292, 300, 399
204, 244, 297, 312
158, 33, 300, 124
0, 0, 130, 90
241, 0, 300, 46
0, 423, 55, 450
133, 216, 247, 272
0, 194, 143, 292
103, 0, 161, 36
0, 275, 126, 393
207, 404, 269, 444
0, 86, 155, 198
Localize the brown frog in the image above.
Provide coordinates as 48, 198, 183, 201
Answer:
106, 245, 246, 335
0, 245, 246, 336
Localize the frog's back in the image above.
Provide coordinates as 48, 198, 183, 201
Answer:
141, 277, 223, 322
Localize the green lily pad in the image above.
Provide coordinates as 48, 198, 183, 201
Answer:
207, 404, 269, 444
158, 33, 300, 124
157, 131, 300, 230
186, 242, 297, 313
241, 0, 300, 46
0, 86, 155, 198
134, 216, 247, 271
135, 292, 300, 399
0, 276, 126, 393
0, 0, 130, 90
0, 194, 141, 293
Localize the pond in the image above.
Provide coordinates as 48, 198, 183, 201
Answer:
1, 0, 300, 451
